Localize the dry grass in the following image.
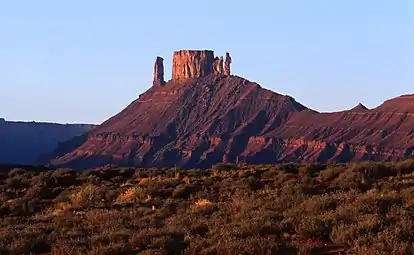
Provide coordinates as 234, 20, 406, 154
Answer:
1, 161, 414, 254
114, 186, 146, 205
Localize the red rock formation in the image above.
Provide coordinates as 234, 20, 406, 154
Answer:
153, 56, 165, 86
213, 56, 224, 76
44, 50, 414, 170
172, 50, 215, 81
224, 52, 232, 76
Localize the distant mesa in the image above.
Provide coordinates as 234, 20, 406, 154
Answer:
153, 50, 232, 86
0, 119, 95, 165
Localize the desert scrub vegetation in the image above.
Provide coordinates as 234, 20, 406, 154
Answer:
1, 161, 414, 254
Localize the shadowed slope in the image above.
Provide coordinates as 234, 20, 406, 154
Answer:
0, 120, 94, 165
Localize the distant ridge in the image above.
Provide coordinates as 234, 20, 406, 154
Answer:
0, 119, 95, 165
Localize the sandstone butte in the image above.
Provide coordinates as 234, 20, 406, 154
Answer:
41, 49, 414, 170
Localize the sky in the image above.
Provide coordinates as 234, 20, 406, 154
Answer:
0, 0, 413, 124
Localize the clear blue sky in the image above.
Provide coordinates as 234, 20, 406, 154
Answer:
1, 0, 413, 124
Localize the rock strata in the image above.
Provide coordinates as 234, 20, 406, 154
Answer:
153, 56, 165, 86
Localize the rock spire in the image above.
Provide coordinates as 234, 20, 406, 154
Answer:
224, 52, 232, 76
153, 56, 165, 86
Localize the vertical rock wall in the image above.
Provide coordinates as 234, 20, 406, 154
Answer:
172, 50, 215, 81
154, 50, 232, 84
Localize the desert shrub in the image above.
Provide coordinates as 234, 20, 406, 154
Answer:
188, 222, 209, 236
261, 167, 282, 179
69, 184, 106, 208
164, 168, 182, 179
91, 168, 134, 182
132, 169, 149, 179
230, 176, 264, 191
207, 237, 281, 255
272, 173, 298, 187
300, 196, 339, 215
212, 163, 238, 172
192, 199, 217, 215
115, 186, 147, 205
277, 163, 301, 174
356, 194, 403, 215
4, 162, 414, 254
184, 169, 210, 178
129, 230, 186, 254
330, 223, 358, 246
395, 159, 414, 174
0, 172, 6, 182
6, 176, 29, 190
53, 189, 71, 203
104, 189, 119, 203
172, 183, 200, 199
87, 243, 134, 255
295, 216, 332, 240
350, 161, 393, 179
334, 168, 367, 190
7, 168, 26, 178
298, 164, 324, 179
318, 166, 345, 182
4, 197, 43, 216
24, 185, 57, 199
182, 176, 191, 184
144, 181, 175, 198
48, 168, 78, 187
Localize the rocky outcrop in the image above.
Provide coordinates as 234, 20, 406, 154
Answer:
172, 50, 215, 81
43, 50, 414, 170
153, 56, 165, 86
171, 50, 231, 81
224, 52, 232, 76
0, 119, 95, 165
213, 56, 224, 76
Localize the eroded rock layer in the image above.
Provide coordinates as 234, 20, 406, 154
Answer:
44, 50, 414, 169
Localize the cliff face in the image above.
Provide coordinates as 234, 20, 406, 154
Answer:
171, 50, 216, 81
0, 120, 95, 165
170, 50, 231, 82
44, 49, 414, 169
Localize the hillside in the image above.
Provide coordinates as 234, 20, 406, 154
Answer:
46, 50, 414, 169
0, 119, 95, 165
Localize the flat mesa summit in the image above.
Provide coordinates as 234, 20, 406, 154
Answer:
44, 49, 414, 169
